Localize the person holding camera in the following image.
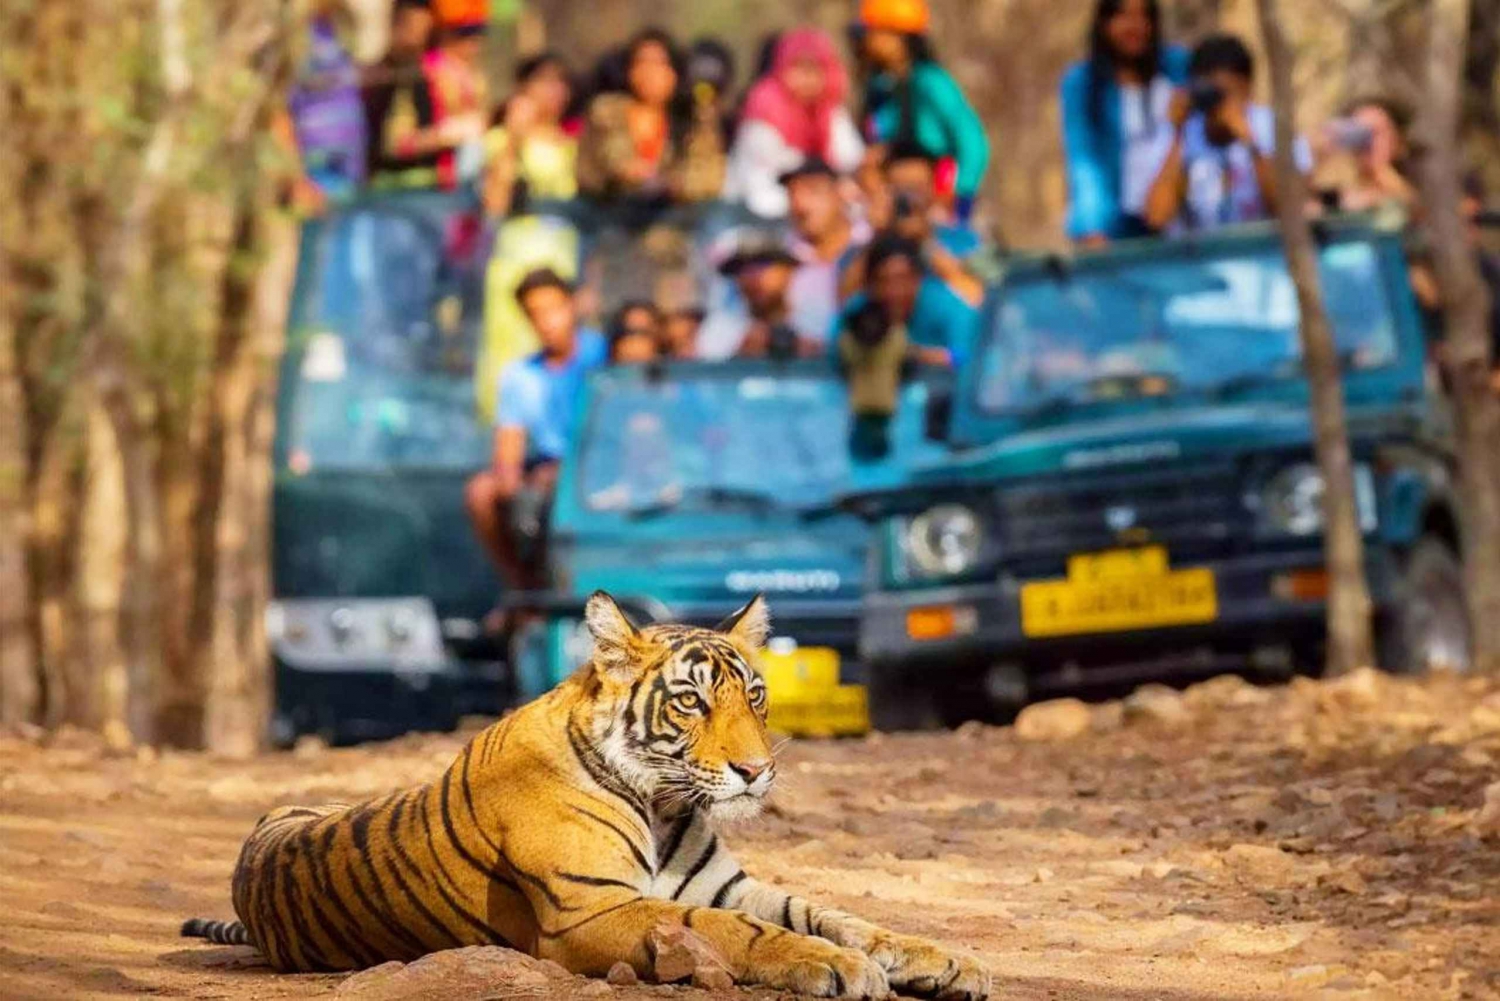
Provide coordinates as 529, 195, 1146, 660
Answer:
697, 233, 817, 361
842, 143, 985, 305
1142, 34, 1309, 234
1312, 97, 1417, 216
833, 234, 975, 370
834, 235, 973, 457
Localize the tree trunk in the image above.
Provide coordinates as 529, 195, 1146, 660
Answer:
0, 298, 38, 725
1256, 0, 1377, 676
199, 202, 296, 756
1420, 0, 1500, 674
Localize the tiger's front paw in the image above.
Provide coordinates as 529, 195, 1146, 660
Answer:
761, 939, 892, 999
867, 934, 990, 1000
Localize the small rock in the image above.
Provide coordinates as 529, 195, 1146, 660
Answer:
1321, 868, 1368, 895
1033, 867, 1055, 883
606, 962, 638, 986
1123, 684, 1190, 728
954, 720, 991, 741
692, 965, 735, 991
1090, 701, 1125, 733
293, 735, 328, 759
1014, 699, 1092, 742
1223, 843, 1295, 881
649, 922, 731, 986
334, 947, 554, 1000
1318, 667, 1383, 711
578, 981, 614, 996
1182, 674, 1271, 711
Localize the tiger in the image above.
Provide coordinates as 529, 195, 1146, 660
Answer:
182, 591, 990, 1000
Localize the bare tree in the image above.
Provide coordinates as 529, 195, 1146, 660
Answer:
0, 0, 300, 747
1256, 0, 1377, 675
1418, 0, 1500, 673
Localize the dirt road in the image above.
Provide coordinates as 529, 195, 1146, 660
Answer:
2, 669, 1498, 1000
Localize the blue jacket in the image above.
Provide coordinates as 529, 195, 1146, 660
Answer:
1061, 47, 1190, 240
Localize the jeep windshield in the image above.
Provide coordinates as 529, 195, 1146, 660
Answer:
577, 367, 853, 517
281, 195, 489, 473
975, 239, 1400, 415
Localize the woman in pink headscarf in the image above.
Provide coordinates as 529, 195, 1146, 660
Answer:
723, 28, 866, 218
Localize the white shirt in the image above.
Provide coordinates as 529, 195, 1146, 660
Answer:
721, 112, 865, 219
1145, 104, 1312, 233
1118, 78, 1176, 216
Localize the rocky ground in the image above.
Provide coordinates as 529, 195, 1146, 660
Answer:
2, 668, 1499, 1000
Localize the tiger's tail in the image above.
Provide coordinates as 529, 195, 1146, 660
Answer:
181, 918, 252, 946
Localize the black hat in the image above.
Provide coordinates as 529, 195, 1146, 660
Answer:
716, 233, 800, 277
778, 156, 838, 186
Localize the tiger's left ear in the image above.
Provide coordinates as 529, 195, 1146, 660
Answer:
717, 594, 771, 649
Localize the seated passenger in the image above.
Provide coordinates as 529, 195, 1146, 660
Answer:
723, 28, 865, 219
663, 306, 705, 359
483, 53, 578, 218
854, 0, 991, 223
1311, 96, 1416, 216
1060, 0, 1189, 244
841, 143, 985, 306
1142, 34, 1310, 234
607, 301, 665, 364
783, 158, 871, 347
362, 0, 440, 189
697, 234, 815, 361
423, 2, 490, 188
282, 0, 368, 210
833, 233, 977, 370
465, 269, 606, 591
576, 28, 726, 204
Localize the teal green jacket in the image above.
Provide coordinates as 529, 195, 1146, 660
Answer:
867, 63, 992, 200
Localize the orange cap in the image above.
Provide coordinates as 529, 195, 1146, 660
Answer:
433, 0, 488, 28
859, 0, 931, 34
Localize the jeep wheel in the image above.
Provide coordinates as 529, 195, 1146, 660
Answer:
1381, 537, 1472, 674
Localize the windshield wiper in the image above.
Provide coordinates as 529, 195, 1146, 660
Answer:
624, 485, 784, 521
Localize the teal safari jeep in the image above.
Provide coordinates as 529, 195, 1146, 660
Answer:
511, 358, 946, 728
853, 220, 1469, 725
270, 191, 506, 745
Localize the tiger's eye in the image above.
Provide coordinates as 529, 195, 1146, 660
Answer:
672, 692, 704, 713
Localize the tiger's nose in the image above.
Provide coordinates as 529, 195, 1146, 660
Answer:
728, 759, 771, 784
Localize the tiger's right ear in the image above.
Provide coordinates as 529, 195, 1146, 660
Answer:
585, 591, 641, 680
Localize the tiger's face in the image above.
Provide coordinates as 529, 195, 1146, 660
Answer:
584, 592, 776, 823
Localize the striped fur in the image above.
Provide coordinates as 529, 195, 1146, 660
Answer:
181, 592, 989, 1000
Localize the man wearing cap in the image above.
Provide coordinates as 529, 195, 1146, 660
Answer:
782, 157, 872, 350
696, 233, 814, 361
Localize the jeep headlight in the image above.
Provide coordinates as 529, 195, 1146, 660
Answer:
268, 598, 447, 671
905, 504, 984, 577
1260, 463, 1377, 536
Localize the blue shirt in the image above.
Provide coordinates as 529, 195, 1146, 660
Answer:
1060, 47, 1190, 240
495, 330, 606, 463
832, 278, 979, 368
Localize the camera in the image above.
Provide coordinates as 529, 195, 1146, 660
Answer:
1188, 79, 1225, 114
1326, 117, 1375, 155
893, 191, 917, 220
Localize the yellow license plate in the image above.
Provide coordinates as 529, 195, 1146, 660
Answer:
1021, 547, 1217, 639
760, 645, 870, 738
